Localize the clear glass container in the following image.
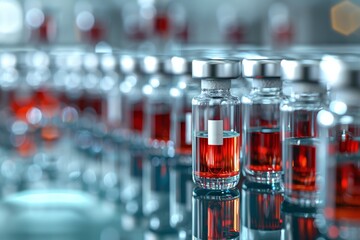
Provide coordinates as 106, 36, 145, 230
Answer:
317, 56, 360, 240
119, 53, 146, 219
141, 55, 176, 234
192, 59, 241, 190
241, 180, 284, 240
167, 56, 198, 238
242, 58, 283, 184
192, 187, 240, 240
280, 59, 325, 206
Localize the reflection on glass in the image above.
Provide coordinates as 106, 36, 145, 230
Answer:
282, 201, 320, 240
192, 187, 240, 240
241, 180, 284, 240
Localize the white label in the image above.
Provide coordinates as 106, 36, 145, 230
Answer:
208, 120, 223, 145
185, 113, 192, 145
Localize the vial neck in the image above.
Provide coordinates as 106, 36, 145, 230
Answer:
288, 92, 323, 102
201, 79, 231, 91
251, 78, 281, 96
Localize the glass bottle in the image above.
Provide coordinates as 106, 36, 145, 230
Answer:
192, 59, 241, 190
280, 59, 325, 206
119, 53, 146, 219
242, 58, 282, 184
317, 56, 360, 239
192, 187, 240, 240
168, 56, 198, 239
241, 180, 284, 240
141, 55, 176, 234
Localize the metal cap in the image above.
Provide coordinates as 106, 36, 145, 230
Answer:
119, 54, 140, 74
100, 53, 116, 72
192, 58, 240, 79
140, 55, 166, 75
83, 53, 99, 71
242, 59, 281, 78
281, 59, 320, 83
164, 56, 191, 75
320, 55, 360, 89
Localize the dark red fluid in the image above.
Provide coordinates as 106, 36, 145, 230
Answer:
287, 215, 320, 240
176, 120, 192, 155
78, 94, 103, 116
131, 101, 144, 133
286, 143, 317, 192
207, 198, 240, 239
325, 130, 360, 222
151, 112, 171, 141
248, 129, 281, 172
195, 133, 240, 179
244, 189, 283, 230
154, 12, 169, 37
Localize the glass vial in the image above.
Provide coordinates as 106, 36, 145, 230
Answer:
242, 58, 282, 184
119, 53, 146, 219
241, 180, 284, 240
280, 59, 325, 206
141, 55, 176, 234
317, 56, 360, 240
192, 187, 240, 240
168, 56, 198, 239
192, 59, 241, 190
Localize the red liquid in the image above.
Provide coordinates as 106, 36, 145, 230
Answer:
286, 215, 320, 240
293, 110, 318, 138
247, 128, 281, 172
176, 120, 192, 155
325, 130, 360, 222
207, 198, 240, 239
78, 94, 103, 116
131, 101, 144, 133
285, 139, 317, 192
151, 112, 171, 141
193, 188, 240, 239
154, 12, 169, 37
243, 188, 284, 230
195, 131, 240, 179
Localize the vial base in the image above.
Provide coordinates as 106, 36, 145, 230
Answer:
243, 169, 282, 184
284, 190, 319, 207
193, 174, 239, 190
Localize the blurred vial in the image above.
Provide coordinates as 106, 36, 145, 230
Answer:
97, 53, 124, 203
192, 187, 240, 240
242, 58, 283, 184
317, 56, 360, 240
141, 55, 177, 235
192, 59, 241, 190
282, 201, 321, 240
119, 53, 146, 220
241, 180, 284, 240
280, 59, 325, 207
74, 1, 107, 44
24, 0, 57, 43
167, 56, 197, 239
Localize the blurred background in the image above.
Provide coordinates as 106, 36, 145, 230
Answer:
0, 1, 357, 240
0, 0, 360, 48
